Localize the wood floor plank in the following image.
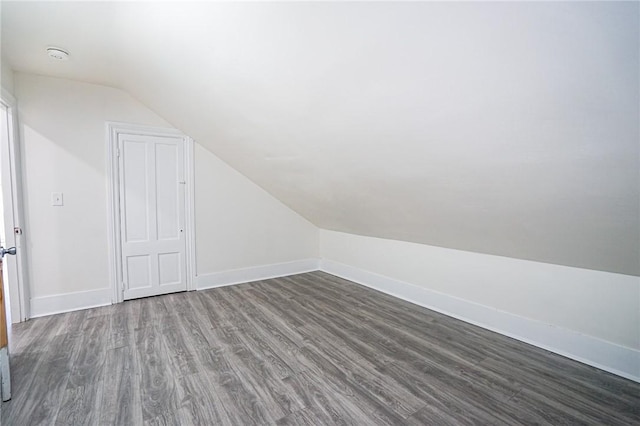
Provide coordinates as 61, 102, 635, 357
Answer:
143, 408, 182, 426
295, 348, 409, 424
172, 313, 225, 374
305, 342, 425, 418
243, 286, 308, 330
98, 345, 143, 425
3, 272, 639, 425
406, 403, 479, 426
107, 302, 131, 350
55, 381, 102, 426
380, 360, 526, 424
9, 359, 72, 424
175, 371, 230, 425
1, 327, 83, 423
135, 325, 179, 422
221, 288, 311, 375
11, 313, 65, 354
503, 387, 622, 425
485, 345, 640, 410
479, 356, 640, 424
204, 350, 276, 425
67, 314, 109, 389
161, 323, 199, 377
244, 300, 308, 349
291, 298, 400, 368
304, 273, 490, 365
280, 370, 382, 425
132, 297, 157, 330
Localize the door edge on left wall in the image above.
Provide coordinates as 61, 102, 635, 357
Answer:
106, 122, 197, 304
1, 88, 29, 323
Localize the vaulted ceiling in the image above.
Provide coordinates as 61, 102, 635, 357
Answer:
2, 1, 638, 275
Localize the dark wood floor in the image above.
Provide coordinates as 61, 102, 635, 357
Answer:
1, 271, 639, 425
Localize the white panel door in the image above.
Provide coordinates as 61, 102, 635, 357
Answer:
118, 134, 187, 300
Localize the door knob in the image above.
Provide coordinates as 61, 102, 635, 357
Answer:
0, 247, 16, 258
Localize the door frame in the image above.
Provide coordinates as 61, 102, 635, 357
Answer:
106, 122, 196, 304
1, 88, 29, 322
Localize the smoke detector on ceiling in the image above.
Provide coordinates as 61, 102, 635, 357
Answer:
46, 47, 69, 61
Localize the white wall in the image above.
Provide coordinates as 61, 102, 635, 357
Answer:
320, 230, 640, 379
15, 73, 318, 313
194, 143, 318, 275
16, 73, 172, 301
1, 59, 13, 95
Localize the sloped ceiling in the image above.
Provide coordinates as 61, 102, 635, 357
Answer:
2, 1, 638, 275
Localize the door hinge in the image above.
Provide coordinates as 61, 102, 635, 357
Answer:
116, 148, 121, 157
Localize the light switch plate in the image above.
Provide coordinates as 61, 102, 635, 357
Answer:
51, 192, 63, 206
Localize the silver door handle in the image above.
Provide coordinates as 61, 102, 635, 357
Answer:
0, 247, 16, 258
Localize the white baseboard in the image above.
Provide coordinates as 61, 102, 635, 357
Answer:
26, 259, 321, 317
320, 259, 640, 383
196, 258, 321, 290
30, 288, 112, 318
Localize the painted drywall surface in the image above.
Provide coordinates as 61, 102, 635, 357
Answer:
1, 58, 13, 94
194, 142, 318, 274
320, 230, 640, 350
3, 2, 637, 275
0, 1, 14, 94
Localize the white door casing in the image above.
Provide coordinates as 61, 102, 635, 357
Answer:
107, 123, 196, 303
1, 89, 29, 322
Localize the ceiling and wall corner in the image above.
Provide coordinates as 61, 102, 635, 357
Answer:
1, 1, 638, 277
